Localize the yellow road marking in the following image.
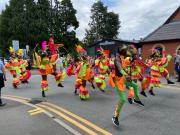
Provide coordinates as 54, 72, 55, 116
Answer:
2, 96, 82, 135
42, 102, 112, 135
29, 110, 45, 115
4, 94, 31, 101
3, 94, 112, 135
3, 96, 29, 103
28, 108, 42, 113
28, 108, 45, 115
38, 104, 98, 135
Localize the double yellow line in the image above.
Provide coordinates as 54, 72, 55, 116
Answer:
3, 94, 112, 135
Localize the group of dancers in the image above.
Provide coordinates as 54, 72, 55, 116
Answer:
5, 36, 174, 126
5, 48, 31, 88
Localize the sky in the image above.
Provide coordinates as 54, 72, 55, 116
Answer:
0, 0, 180, 40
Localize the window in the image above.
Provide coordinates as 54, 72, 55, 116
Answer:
153, 44, 165, 56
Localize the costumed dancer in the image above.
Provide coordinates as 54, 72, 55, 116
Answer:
158, 53, 174, 84
17, 49, 31, 84
111, 45, 144, 126
5, 47, 21, 88
33, 39, 64, 97
145, 49, 162, 96
47, 35, 65, 88
125, 46, 149, 101
94, 48, 110, 92
55, 54, 66, 82
66, 57, 75, 76
111, 45, 129, 126
75, 45, 90, 100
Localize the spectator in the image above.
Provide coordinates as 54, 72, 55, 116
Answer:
175, 50, 180, 81
0, 58, 6, 106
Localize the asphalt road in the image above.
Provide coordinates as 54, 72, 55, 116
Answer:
1, 72, 180, 135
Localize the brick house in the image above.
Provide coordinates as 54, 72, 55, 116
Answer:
142, 6, 180, 74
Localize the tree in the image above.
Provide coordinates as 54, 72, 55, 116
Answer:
34, 0, 50, 43
0, 0, 38, 51
0, 0, 80, 56
0, 4, 13, 55
84, 1, 120, 46
53, 0, 79, 55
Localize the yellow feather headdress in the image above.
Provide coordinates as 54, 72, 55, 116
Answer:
17, 49, 23, 56
9, 47, 14, 54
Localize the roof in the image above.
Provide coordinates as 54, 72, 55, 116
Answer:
164, 6, 180, 24
88, 39, 140, 48
142, 21, 180, 42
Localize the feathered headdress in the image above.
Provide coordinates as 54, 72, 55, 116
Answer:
76, 45, 87, 54
17, 49, 23, 56
96, 47, 104, 57
42, 41, 47, 52
150, 48, 161, 58
9, 47, 14, 54
126, 45, 137, 58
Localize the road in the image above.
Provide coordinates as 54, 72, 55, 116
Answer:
1, 72, 180, 135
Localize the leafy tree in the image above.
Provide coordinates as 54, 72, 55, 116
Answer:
0, 0, 80, 56
34, 0, 50, 43
53, 0, 79, 55
84, 1, 120, 46
0, 4, 13, 55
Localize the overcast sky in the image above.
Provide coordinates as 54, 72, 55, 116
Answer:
0, 0, 180, 40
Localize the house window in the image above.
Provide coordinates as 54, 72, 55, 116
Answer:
155, 47, 163, 55
153, 44, 165, 56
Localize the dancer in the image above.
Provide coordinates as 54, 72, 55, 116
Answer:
17, 49, 31, 84
75, 45, 90, 100
33, 39, 64, 97
159, 53, 174, 84
111, 45, 144, 126
146, 49, 162, 96
94, 48, 110, 92
111, 45, 128, 126
123, 46, 144, 105
5, 47, 21, 88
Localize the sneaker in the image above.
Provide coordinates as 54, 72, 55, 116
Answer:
21, 81, 25, 84
167, 80, 174, 84
112, 116, 119, 126
0, 103, 6, 107
128, 98, 133, 104
140, 91, 147, 97
149, 90, 155, 96
58, 83, 64, 87
13, 84, 17, 89
25, 80, 29, 84
134, 99, 144, 106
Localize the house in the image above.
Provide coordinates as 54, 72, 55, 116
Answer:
142, 6, 180, 74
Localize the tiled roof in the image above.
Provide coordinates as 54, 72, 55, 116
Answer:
143, 21, 180, 42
